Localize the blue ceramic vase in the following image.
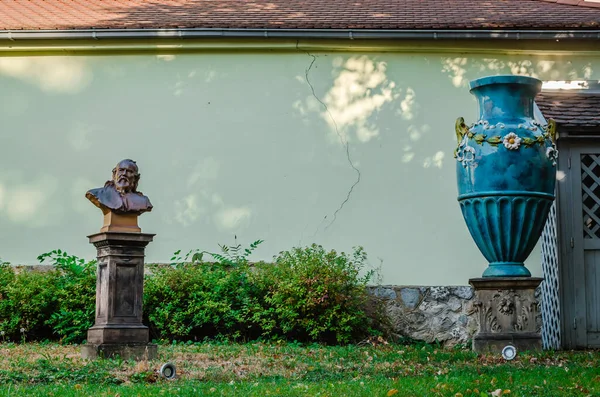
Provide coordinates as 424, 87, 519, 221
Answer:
455, 75, 557, 277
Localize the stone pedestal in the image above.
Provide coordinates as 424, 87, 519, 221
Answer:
469, 277, 542, 353
81, 232, 157, 360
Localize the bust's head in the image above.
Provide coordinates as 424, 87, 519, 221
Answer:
112, 159, 140, 193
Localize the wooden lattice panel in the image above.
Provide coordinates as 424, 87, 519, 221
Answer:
582, 154, 600, 239
541, 202, 561, 350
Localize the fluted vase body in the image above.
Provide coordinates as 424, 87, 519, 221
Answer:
455, 75, 557, 277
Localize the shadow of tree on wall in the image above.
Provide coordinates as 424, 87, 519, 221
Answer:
441, 57, 595, 90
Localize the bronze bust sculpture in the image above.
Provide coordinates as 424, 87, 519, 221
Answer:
86, 159, 153, 217
83, 159, 157, 360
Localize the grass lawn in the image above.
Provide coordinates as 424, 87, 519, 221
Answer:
0, 341, 598, 396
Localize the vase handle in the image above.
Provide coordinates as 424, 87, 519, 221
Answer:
547, 119, 557, 144
455, 117, 469, 145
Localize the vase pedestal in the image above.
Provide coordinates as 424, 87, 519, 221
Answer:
81, 232, 157, 361
469, 277, 542, 353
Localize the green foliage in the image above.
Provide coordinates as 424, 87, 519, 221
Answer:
0, 265, 59, 341
0, 251, 95, 343
37, 250, 96, 344
145, 242, 375, 344
1, 241, 376, 345
250, 244, 374, 344
0, 260, 16, 340
144, 239, 264, 341
168, 238, 264, 268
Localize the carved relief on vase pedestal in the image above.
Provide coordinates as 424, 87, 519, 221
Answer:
469, 278, 543, 353
515, 300, 540, 333
476, 301, 502, 333
474, 288, 539, 335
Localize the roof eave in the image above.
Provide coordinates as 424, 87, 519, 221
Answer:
1, 28, 600, 41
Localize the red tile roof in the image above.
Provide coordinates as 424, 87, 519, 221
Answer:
0, 0, 599, 31
537, 92, 600, 128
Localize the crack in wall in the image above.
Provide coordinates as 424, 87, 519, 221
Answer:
297, 42, 362, 232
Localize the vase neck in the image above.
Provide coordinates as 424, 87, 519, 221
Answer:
471, 82, 540, 122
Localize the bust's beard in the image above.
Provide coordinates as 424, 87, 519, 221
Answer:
104, 179, 133, 194
115, 184, 132, 194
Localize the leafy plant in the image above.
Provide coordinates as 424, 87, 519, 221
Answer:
210, 238, 264, 268
38, 250, 96, 344
250, 244, 374, 344
169, 237, 264, 268
1, 242, 379, 345
144, 239, 264, 341
0, 251, 94, 343
0, 260, 16, 339
0, 265, 59, 341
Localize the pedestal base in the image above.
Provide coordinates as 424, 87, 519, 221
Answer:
81, 343, 157, 361
469, 277, 542, 353
87, 325, 149, 344
473, 332, 542, 353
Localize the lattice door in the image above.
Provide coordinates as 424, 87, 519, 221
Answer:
582, 154, 600, 240
565, 149, 600, 348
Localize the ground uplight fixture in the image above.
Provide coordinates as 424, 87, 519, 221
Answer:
159, 363, 176, 380
501, 345, 517, 360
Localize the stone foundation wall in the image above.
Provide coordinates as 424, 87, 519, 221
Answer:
368, 285, 542, 348
10, 265, 56, 273
368, 286, 478, 347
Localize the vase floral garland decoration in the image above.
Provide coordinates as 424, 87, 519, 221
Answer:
454, 117, 558, 168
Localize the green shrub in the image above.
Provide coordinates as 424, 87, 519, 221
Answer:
1, 242, 378, 345
0, 260, 16, 340
144, 240, 264, 341
0, 264, 59, 341
146, 242, 377, 344
0, 252, 95, 343
37, 250, 96, 344
250, 244, 374, 344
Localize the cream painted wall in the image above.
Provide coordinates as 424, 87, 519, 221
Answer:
0, 49, 598, 284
